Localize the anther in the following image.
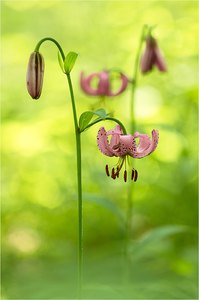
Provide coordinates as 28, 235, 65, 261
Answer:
131, 169, 135, 180
134, 169, 138, 182
105, 164, 110, 177
111, 168, 116, 179
116, 166, 119, 178
124, 170, 127, 182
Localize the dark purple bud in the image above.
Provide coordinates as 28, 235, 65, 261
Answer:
26, 51, 45, 99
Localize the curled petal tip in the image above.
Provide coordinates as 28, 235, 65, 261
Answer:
97, 127, 114, 157
133, 129, 159, 158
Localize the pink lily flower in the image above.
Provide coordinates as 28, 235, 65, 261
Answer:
97, 125, 159, 182
80, 70, 129, 97
140, 36, 167, 74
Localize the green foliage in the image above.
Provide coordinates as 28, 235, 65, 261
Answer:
79, 108, 108, 132
64, 51, 78, 74
1, 0, 198, 299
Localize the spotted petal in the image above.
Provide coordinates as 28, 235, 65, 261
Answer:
133, 130, 159, 158
113, 135, 135, 157
97, 127, 114, 157
106, 125, 123, 149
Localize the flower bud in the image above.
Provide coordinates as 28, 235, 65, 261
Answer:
26, 51, 45, 99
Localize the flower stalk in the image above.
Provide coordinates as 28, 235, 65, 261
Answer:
124, 24, 148, 282
130, 24, 148, 133
27, 38, 83, 299
66, 73, 83, 299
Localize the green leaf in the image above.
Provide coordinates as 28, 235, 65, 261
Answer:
138, 225, 187, 245
79, 111, 94, 131
129, 225, 187, 256
79, 109, 109, 132
84, 193, 125, 225
57, 51, 65, 73
79, 110, 106, 131
93, 108, 107, 119
64, 51, 78, 74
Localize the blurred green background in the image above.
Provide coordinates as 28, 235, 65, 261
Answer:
1, 0, 198, 299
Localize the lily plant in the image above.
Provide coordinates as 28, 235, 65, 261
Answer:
26, 37, 130, 299
26, 24, 166, 297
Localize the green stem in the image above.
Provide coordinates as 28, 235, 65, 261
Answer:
34, 37, 65, 61
124, 25, 148, 284
32, 37, 82, 297
130, 24, 147, 133
66, 74, 83, 299
82, 117, 127, 135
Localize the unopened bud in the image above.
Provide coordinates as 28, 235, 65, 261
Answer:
26, 51, 45, 99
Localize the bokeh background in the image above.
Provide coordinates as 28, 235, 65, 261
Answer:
1, 0, 198, 299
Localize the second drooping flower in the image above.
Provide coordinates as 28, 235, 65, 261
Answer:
80, 70, 129, 97
97, 125, 159, 182
140, 35, 167, 74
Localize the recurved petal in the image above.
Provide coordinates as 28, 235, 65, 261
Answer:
106, 125, 123, 149
97, 127, 114, 157
107, 73, 129, 96
133, 130, 159, 158
80, 72, 100, 96
98, 71, 110, 95
107, 125, 123, 136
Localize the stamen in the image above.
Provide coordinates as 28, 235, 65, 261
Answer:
124, 170, 127, 182
131, 169, 135, 180
116, 166, 119, 178
134, 169, 138, 182
111, 168, 116, 179
105, 164, 110, 177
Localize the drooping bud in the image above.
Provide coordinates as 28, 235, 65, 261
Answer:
26, 51, 45, 99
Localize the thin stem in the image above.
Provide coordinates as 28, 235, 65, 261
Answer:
66, 74, 83, 299
34, 37, 65, 61
32, 37, 82, 297
82, 116, 127, 135
124, 25, 148, 284
130, 24, 147, 133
